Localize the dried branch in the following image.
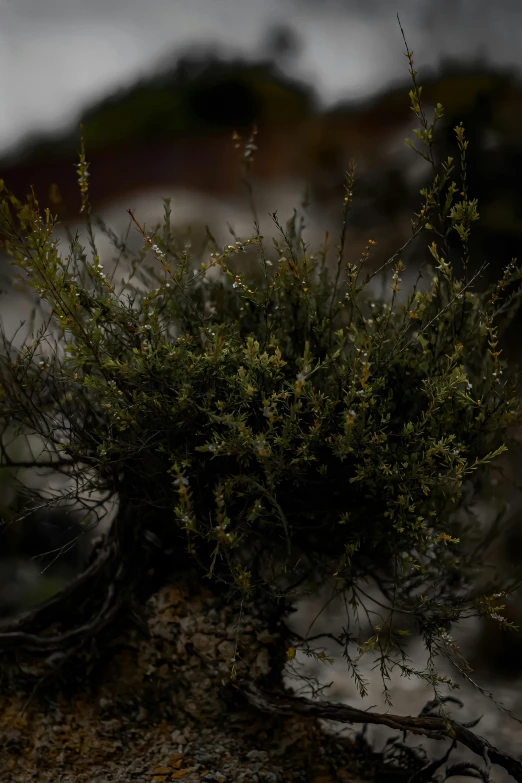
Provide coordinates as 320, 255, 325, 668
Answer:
241, 683, 522, 783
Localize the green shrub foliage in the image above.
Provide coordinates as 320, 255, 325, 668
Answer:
1, 51, 521, 698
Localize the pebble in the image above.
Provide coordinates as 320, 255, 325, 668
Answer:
246, 750, 268, 762
171, 730, 187, 745
260, 773, 278, 783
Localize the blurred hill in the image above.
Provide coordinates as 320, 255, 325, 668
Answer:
0, 53, 315, 218
1, 51, 522, 280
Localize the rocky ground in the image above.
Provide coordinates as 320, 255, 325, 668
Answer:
0, 574, 394, 783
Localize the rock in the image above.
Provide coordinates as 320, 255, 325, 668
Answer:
217, 639, 236, 660
253, 648, 271, 677
256, 630, 276, 644
191, 632, 218, 655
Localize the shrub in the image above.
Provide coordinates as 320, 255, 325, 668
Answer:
0, 33, 522, 777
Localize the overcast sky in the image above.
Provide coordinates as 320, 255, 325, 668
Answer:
1, 0, 521, 156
